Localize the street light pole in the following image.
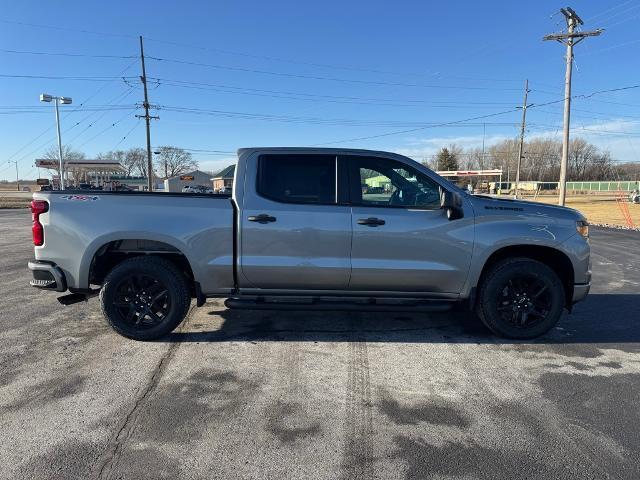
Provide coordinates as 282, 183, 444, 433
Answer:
54, 97, 65, 190
40, 94, 72, 190
12, 161, 19, 191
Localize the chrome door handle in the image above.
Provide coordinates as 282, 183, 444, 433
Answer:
248, 214, 277, 223
357, 217, 385, 227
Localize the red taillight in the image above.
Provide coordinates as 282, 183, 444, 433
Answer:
30, 200, 48, 246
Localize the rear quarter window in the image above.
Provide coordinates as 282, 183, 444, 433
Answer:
257, 154, 336, 204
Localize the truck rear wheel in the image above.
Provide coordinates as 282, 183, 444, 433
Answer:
476, 258, 565, 339
99, 256, 191, 340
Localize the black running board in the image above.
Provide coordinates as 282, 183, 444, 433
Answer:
224, 298, 453, 312
57, 289, 99, 306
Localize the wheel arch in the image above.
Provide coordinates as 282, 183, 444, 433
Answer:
476, 245, 575, 308
85, 237, 197, 292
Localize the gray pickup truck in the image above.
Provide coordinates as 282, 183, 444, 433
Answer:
28, 147, 591, 340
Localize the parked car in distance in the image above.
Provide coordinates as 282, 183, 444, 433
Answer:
183, 185, 214, 194
29, 147, 591, 342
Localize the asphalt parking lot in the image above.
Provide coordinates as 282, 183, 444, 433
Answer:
1, 208, 639, 480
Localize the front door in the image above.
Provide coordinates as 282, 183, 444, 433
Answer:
239, 153, 352, 290
346, 155, 474, 293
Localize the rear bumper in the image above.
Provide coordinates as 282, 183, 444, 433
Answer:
28, 260, 67, 292
572, 283, 590, 303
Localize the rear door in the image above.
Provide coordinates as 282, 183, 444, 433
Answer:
239, 153, 352, 290
346, 155, 474, 293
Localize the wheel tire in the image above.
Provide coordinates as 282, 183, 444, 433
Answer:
476, 257, 565, 339
99, 256, 191, 341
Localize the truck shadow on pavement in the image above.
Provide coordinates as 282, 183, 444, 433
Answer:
161, 293, 640, 347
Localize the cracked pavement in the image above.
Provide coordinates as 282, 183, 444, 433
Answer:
1, 209, 640, 479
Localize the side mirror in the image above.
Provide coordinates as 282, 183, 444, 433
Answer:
440, 190, 464, 220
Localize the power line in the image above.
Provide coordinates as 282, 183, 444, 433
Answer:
0, 105, 136, 115
0, 19, 135, 39
0, 18, 523, 84
311, 109, 521, 146
113, 121, 141, 149
150, 77, 518, 108
65, 90, 138, 144
157, 104, 522, 128
584, 0, 636, 22
603, 11, 640, 29
145, 36, 523, 83
0, 48, 136, 59
0, 74, 137, 81
581, 38, 640, 57
1, 59, 138, 174
575, 83, 640, 98
7, 88, 137, 168
75, 108, 139, 149
596, 3, 640, 27
146, 57, 522, 91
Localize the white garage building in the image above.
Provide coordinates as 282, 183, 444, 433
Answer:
163, 170, 213, 192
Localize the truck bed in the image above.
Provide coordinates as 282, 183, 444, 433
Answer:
32, 190, 235, 295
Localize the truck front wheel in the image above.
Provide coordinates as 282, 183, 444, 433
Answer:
99, 256, 191, 340
476, 258, 565, 339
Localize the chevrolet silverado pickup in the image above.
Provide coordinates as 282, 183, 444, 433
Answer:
28, 147, 591, 340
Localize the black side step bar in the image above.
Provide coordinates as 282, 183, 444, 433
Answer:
224, 298, 453, 313
57, 289, 99, 306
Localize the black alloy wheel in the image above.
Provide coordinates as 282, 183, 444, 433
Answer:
476, 258, 565, 339
99, 256, 191, 340
112, 274, 171, 330
496, 274, 553, 329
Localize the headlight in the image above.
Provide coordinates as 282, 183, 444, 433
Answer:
576, 219, 589, 238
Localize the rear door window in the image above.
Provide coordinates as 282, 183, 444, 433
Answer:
257, 154, 336, 204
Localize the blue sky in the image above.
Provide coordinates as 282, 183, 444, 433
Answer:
1, 0, 639, 180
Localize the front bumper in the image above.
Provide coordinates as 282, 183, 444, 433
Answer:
28, 260, 67, 292
572, 283, 591, 303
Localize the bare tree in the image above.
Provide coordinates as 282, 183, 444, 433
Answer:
97, 150, 135, 176
153, 146, 198, 179
459, 147, 484, 170
43, 145, 85, 163
124, 148, 148, 177
42, 145, 86, 183
430, 136, 613, 183
616, 162, 640, 180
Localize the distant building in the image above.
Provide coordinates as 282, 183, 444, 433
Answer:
211, 165, 235, 192
36, 158, 125, 188
164, 170, 213, 192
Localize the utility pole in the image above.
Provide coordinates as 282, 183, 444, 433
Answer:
136, 36, 159, 191
480, 123, 485, 192
12, 161, 19, 191
514, 79, 531, 199
544, 7, 602, 206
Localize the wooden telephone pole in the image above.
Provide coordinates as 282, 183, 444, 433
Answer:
544, 7, 602, 206
514, 79, 531, 199
136, 36, 159, 191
